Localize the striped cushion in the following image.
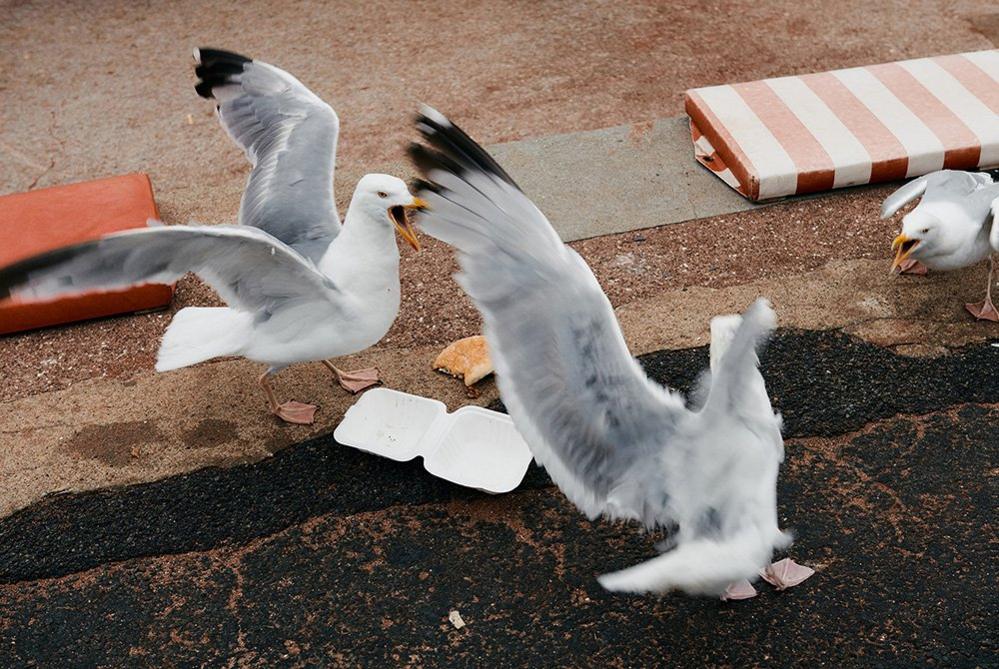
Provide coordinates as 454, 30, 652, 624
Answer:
685, 50, 999, 201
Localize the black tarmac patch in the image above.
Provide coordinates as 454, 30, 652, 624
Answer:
0, 330, 996, 666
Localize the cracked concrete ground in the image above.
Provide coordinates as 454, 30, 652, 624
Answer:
1, 0, 998, 666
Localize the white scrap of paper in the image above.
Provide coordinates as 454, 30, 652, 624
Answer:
448, 610, 466, 629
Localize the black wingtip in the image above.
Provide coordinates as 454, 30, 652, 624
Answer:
409, 177, 441, 196
0, 259, 35, 299
412, 106, 520, 190
0, 243, 91, 300
194, 80, 215, 98
407, 142, 468, 184
193, 47, 252, 99
194, 47, 252, 66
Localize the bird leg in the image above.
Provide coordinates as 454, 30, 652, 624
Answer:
258, 370, 317, 425
965, 256, 999, 322
759, 558, 815, 590
321, 360, 381, 394
898, 258, 929, 275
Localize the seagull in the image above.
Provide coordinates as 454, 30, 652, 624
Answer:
408, 107, 808, 596
884, 170, 999, 321
0, 49, 426, 425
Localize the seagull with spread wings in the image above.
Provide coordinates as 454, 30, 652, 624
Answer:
0, 49, 425, 424
885, 170, 999, 321
408, 107, 811, 597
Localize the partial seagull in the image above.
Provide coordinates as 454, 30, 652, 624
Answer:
408, 107, 811, 597
194, 48, 424, 395
0, 49, 425, 424
884, 170, 999, 321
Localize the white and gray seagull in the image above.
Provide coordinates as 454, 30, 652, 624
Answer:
408, 107, 811, 597
884, 169, 999, 321
0, 49, 426, 424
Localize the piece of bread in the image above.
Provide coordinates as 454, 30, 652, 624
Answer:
433, 335, 494, 386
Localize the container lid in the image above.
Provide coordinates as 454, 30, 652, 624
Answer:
334, 389, 534, 494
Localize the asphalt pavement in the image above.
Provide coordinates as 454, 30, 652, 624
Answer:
2, 330, 996, 667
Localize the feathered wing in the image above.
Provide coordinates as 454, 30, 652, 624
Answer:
598, 300, 788, 595
0, 224, 340, 316
411, 107, 791, 595
410, 107, 687, 527
700, 299, 781, 435
194, 48, 341, 264
881, 174, 929, 219
881, 170, 993, 218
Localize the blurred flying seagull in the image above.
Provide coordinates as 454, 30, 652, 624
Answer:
0, 49, 425, 424
884, 169, 999, 321
408, 107, 810, 597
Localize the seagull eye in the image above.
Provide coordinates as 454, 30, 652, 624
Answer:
377, 191, 388, 199
921, 228, 929, 234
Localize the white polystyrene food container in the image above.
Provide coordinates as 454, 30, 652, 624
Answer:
333, 388, 534, 494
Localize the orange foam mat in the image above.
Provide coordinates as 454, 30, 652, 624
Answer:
0, 174, 174, 335
686, 49, 999, 201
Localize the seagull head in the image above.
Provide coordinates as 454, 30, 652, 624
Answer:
890, 208, 940, 274
354, 174, 427, 251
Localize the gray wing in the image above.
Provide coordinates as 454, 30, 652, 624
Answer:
881, 170, 994, 218
0, 223, 339, 316
593, 301, 787, 594
195, 48, 340, 264
410, 108, 688, 527
700, 299, 781, 441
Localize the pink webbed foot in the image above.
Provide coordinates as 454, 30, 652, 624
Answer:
965, 299, 999, 322
720, 579, 758, 601
760, 558, 815, 590
335, 367, 382, 394
898, 259, 929, 275
274, 401, 318, 425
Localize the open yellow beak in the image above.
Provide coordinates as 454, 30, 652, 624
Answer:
890, 234, 919, 274
390, 197, 428, 251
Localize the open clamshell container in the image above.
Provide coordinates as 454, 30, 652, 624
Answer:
333, 388, 534, 494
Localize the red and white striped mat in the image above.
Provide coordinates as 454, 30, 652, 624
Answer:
685, 50, 999, 201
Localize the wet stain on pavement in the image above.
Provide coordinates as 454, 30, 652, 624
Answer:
181, 418, 239, 450
63, 420, 165, 466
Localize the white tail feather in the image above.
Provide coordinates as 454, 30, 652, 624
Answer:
597, 528, 791, 595
155, 307, 251, 372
